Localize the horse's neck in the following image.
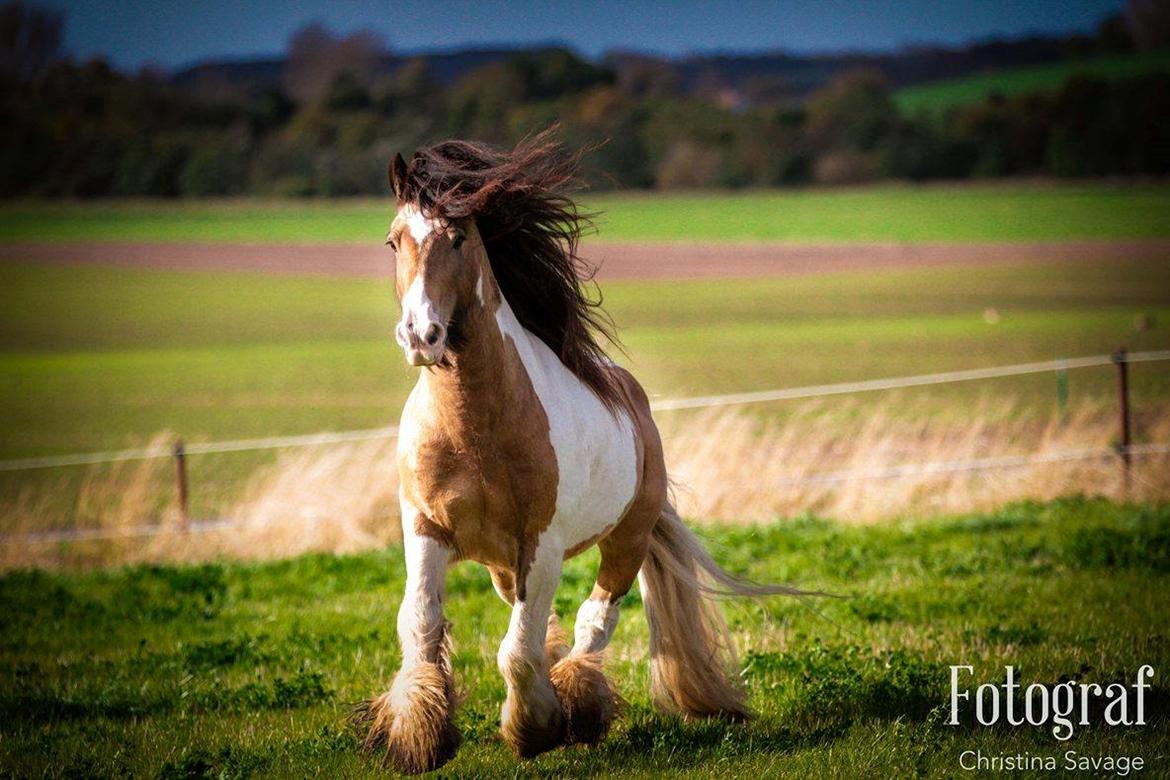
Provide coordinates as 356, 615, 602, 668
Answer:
418, 296, 529, 436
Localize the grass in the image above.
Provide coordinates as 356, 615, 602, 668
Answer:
3, 183, 1170, 243
2, 248, 1168, 536
2, 255, 1168, 462
894, 48, 1170, 115
2, 497, 1168, 777
2, 191, 1167, 773
9, 392, 1166, 571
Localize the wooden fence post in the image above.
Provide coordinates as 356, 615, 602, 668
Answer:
1111, 348, 1131, 496
1055, 360, 1068, 420
174, 440, 189, 531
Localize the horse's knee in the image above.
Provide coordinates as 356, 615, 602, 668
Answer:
496, 630, 526, 680
356, 661, 460, 774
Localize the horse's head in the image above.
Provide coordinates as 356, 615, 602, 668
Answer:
387, 153, 487, 367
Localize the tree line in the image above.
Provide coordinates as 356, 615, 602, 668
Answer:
1, 3, 1168, 198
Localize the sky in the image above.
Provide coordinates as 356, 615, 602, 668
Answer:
49, 0, 1126, 72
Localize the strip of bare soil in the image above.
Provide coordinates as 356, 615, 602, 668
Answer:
3, 239, 1168, 280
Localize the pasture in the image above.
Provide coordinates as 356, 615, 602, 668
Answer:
2, 183, 1170, 547
2, 185, 1169, 775
3, 183, 1170, 244
1, 251, 1168, 540
893, 48, 1170, 115
2, 497, 1168, 777
2, 247, 1169, 460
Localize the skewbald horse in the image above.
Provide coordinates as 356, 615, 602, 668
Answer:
356, 133, 804, 773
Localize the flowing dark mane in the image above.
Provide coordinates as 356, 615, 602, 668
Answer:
394, 131, 630, 414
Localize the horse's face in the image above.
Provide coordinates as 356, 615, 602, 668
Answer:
388, 202, 484, 366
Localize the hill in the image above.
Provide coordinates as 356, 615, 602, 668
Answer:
895, 48, 1170, 114
172, 34, 1088, 104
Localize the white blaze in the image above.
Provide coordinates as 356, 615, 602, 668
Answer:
401, 276, 442, 340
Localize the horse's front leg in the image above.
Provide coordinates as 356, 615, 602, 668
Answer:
358, 510, 459, 774
498, 539, 567, 757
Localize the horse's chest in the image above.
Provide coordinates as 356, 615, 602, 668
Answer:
403, 429, 558, 568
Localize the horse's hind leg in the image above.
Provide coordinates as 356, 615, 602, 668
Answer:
551, 533, 647, 745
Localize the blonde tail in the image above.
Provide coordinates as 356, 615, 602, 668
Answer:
638, 503, 810, 720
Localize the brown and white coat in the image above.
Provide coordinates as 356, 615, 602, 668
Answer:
358, 138, 805, 774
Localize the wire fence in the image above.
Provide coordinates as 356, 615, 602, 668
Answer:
3, 350, 1167, 473
765, 442, 1170, 488
1, 349, 1168, 544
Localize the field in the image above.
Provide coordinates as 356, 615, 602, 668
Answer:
2, 497, 1168, 777
894, 49, 1170, 115
4, 183, 1170, 244
2, 182, 1170, 462
2, 254, 1169, 460
2, 249, 1168, 540
2, 184, 1170, 775
2, 183, 1170, 545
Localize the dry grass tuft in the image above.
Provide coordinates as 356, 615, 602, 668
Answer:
661, 396, 1170, 523
140, 438, 401, 565
2, 396, 1167, 568
0, 433, 181, 569
0, 436, 400, 569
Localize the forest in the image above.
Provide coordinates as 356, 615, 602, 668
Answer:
2, 1, 1169, 197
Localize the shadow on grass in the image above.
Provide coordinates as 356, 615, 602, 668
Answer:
1, 669, 332, 725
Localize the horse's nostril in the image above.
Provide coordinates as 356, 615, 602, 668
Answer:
424, 323, 443, 346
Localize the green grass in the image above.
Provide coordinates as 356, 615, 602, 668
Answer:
895, 49, 1170, 115
2, 497, 1167, 777
2, 254, 1168, 463
4, 183, 1170, 243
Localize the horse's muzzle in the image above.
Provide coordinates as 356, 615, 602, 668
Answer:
396, 318, 447, 366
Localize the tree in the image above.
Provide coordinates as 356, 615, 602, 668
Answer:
805, 69, 899, 153
283, 23, 387, 106
0, 0, 63, 80
1126, 0, 1170, 50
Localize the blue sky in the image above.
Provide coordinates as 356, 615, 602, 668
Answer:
50, 0, 1125, 71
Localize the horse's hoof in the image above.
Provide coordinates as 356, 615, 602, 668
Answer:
500, 684, 567, 758
550, 652, 619, 745
355, 662, 461, 774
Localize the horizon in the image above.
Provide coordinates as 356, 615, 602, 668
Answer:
47, 0, 1125, 73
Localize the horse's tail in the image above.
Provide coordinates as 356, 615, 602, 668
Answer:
637, 502, 810, 720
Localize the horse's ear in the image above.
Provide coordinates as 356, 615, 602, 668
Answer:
389, 153, 408, 199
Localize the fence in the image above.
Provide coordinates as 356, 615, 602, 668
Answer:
1, 348, 1168, 543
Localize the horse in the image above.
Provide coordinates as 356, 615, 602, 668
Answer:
356, 133, 804, 773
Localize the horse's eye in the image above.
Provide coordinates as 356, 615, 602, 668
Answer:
452, 232, 466, 250
385, 233, 398, 252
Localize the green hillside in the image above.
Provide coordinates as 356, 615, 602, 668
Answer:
895, 49, 1170, 114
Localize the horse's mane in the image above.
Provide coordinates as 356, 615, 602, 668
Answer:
395, 131, 630, 415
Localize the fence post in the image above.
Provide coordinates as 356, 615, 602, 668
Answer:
1111, 348, 1131, 496
173, 440, 189, 531
1055, 360, 1068, 420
